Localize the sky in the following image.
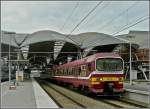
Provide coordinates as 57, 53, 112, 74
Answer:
1, 1, 149, 36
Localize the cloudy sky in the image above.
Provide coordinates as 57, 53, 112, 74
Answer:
1, 1, 149, 35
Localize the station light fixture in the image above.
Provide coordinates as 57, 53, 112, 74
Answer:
126, 35, 135, 85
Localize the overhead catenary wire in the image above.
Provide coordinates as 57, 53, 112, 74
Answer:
59, 1, 79, 31
98, 1, 139, 31
68, 1, 103, 36
75, 1, 111, 33
84, 14, 149, 48
63, 1, 103, 46
54, 2, 79, 60
111, 15, 149, 36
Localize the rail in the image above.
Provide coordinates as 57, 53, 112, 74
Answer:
124, 88, 149, 106
36, 78, 147, 108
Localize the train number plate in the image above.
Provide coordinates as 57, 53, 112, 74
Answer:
103, 77, 118, 81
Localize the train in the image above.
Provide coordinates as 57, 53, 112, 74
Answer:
51, 53, 124, 95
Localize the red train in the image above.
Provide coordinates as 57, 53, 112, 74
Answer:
51, 53, 124, 95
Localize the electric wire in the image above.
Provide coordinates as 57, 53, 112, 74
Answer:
63, 1, 103, 46
111, 15, 149, 36
75, 1, 111, 33
59, 1, 79, 31
97, 1, 139, 31
55, 2, 79, 60
82, 14, 149, 48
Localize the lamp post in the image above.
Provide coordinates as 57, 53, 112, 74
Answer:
14, 48, 21, 83
126, 35, 135, 85
5, 32, 16, 85
9, 42, 11, 85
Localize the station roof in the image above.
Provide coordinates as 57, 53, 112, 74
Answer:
116, 31, 149, 49
19, 30, 129, 49
21, 30, 77, 47
2, 30, 143, 49
70, 32, 128, 49
1, 30, 147, 63
1, 31, 18, 47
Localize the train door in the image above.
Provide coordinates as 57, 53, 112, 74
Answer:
86, 63, 92, 76
80, 65, 86, 77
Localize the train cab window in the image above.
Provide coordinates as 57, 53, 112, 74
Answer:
96, 58, 123, 71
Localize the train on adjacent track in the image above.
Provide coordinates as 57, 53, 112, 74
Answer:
50, 53, 124, 95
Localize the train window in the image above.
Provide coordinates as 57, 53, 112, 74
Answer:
81, 65, 86, 70
66, 69, 68, 75
70, 68, 72, 75
66, 70, 67, 75
64, 69, 65, 75
69, 69, 71, 75
87, 63, 91, 71
64, 69, 66, 75
81, 65, 86, 76
61, 70, 63, 75
55, 70, 57, 75
96, 58, 123, 71
78, 67, 81, 75
72, 68, 75, 75
63, 70, 64, 75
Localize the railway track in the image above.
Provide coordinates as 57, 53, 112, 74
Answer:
36, 78, 147, 108
75, 87, 148, 108
38, 79, 86, 108
114, 98, 148, 108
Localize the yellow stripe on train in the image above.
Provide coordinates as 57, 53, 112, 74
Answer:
91, 77, 123, 82
102, 77, 119, 81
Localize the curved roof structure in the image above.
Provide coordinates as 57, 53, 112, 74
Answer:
2, 30, 142, 49
70, 32, 128, 49
1, 31, 18, 47
116, 31, 149, 49
21, 30, 77, 47
14, 33, 28, 46
2, 29, 146, 64
20, 31, 129, 49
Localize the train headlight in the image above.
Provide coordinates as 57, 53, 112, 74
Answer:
91, 77, 98, 81
99, 78, 103, 81
91, 77, 102, 81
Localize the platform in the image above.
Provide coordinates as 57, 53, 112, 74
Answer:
1, 78, 58, 108
124, 81, 149, 92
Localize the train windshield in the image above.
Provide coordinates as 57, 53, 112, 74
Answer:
96, 58, 123, 71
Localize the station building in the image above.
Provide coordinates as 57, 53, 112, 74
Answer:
1, 30, 149, 80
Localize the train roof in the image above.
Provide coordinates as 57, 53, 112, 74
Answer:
54, 53, 121, 69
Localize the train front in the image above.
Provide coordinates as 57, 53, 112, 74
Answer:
90, 57, 124, 95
